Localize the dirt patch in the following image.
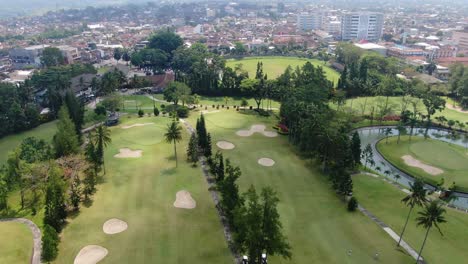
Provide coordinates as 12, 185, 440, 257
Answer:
114, 148, 143, 158
173, 190, 196, 209
216, 141, 235, 150
74, 245, 108, 264
401, 155, 444, 175
258, 158, 275, 167
121, 123, 154, 129
103, 218, 128, 235
236, 124, 277, 138
446, 104, 468, 113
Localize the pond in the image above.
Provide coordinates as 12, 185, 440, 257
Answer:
357, 126, 468, 210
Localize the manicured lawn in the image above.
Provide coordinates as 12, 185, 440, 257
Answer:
0, 221, 33, 263
226, 56, 340, 84
335, 96, 468, 125
186, 109, 413, 263
55, 116, 231, 263
354, 174, 468, 263
0, 121, 57, 165
377, 136, 468, 190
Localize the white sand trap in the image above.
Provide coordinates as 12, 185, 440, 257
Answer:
217, 141, 235, 150
258, 158, 275, 167
401, 155, 443, 175
121, 122, 154, 129
173, 190, 196, 209
263, 131, 278, 137
201, 110, 220, 114
74, 245, 108, 264
446, 104, 468, 113
236, 124, 277, 138
103, 218, 128, 234
114, 148, 143, 158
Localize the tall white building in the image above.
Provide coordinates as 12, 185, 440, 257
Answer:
341, 12, 384, 41
297, 12, 323, 31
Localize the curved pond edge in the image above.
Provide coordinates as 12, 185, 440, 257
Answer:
354, 125, 468, 212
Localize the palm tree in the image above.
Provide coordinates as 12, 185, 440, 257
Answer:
94, 125, 112, 174
165, 121, 182, 167
415, 201, 446, 263
397, 179, 427, 247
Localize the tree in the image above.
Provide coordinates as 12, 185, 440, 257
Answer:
218, 159, 242, 225
138, 109, 144, 117
415, 201, 447, 263
241, 98, 249, 110
348, 197, 358, 211
64, 90, 84, 139
216, 152, 224, 182
397, 178, 427, 247
69, 176, 81, 211
0, 173, 8, 211
93, 125, 111, 174
113, 48, 123, 62
422, 92, 445, 128
204, 133, 212, 157
148, 30, 183, 58
384, 127, 393, 144
235, 186, 292, 263
164, 121, 182, 167
101, 93, 123, 112
53, 106, 79, 158
83, 167, 97, 201
187, 133, 199, 165
396, 124, 406, 144
44, 166, 67, 232
41, 224, 59, 262
163, 81, 191, 105
153, 106, 160, 116
41, 47, 65, 67
350, 131, 361, 167
362, 144, 374, 169
240, 78, 263, 109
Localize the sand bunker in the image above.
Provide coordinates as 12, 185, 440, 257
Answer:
173, 190, 196, 209
236, 124, 278, 138
74, 245, 108, 264
258, 158, 275, 167
216, 141, 235, 150
201, 110, 220, 114
446, 104, 468, 113
121, 123, 154, 129
103, 218, 128, 234
114, 148, 143, 158
401, 155, 443, 175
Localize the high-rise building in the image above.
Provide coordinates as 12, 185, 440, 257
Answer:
297, 12, 323, 31
341, 12, 384, 41
453, 29, 468, 55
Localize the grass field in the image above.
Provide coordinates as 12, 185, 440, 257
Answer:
377, 136, 468, 190
354, 174, 468, 263
226, 56, 340, 84
0, 221, 33, 263
186, 109, 413, 263
0, 121, 57, 166
55, 116, 231, 263
336, 96, 468, 125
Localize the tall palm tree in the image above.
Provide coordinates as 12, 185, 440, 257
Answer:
415, 201, 446, 263
165, 121, 182, 167
397, 178, 427, 247
94, 125, 112, 174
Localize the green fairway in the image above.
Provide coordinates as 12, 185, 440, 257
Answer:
335, 96, 468, 125
377, 136, 468, 191
354, 174, 468, 263
0, 121, 57, 165
55, 116, 231, 263
226, 56, 340, 84
153, 94, 280, 109
0, 221, 32, 263
186, 109, 413, 263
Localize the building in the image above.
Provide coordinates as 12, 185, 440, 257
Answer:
453, 29, 468, 55
297, 12, 323, 32
341, 12, 384, 41
9, 44, 49, 69
387, 45, 425, 59
354, 42, 387, 56
323, 20, 341, 37
57, 45, 81, 64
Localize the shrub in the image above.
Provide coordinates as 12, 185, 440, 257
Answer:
94, 105, 106, 116
212, 105, 215, 108
176, 106, 189, 118
347, 197, 358, 211
205, 106, 207, 110
153, 107, 160, 116
138, 109, 144, 117
216, 106, 220, 109
41, 224, 59, 262
249, 106, 253, 110
161, 104, 165, 109
227, 106, 230, 109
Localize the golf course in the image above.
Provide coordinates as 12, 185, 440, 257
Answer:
377, 136, 468, 191
226, 56, 340, 83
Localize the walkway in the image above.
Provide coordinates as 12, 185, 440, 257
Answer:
179, 118, 241, 264
0, 218, 42, 264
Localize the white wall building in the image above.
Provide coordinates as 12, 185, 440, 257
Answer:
297, 12, 323, 31
341, 12, 384, 41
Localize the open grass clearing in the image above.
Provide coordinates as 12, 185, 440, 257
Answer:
377, 136, 468, 190
226, 56, 340, 84
187, 110, 413, 264
0, 221, 33, 263
354, 174, 468, 263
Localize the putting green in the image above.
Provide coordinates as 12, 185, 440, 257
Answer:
377, 136, 468, 191
226, 56, 340, 84
354, 174, 468, 263
186, 110, 412, 263
0, 221, 32, 263
55, 116, 231, 263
